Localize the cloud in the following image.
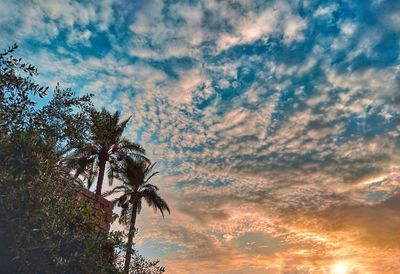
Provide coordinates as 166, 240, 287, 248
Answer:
127, 0, 204, 60
214, 1, 309, 50
314, 4, 338, 18
2, 0, 400, 273
0, 0, 114, 47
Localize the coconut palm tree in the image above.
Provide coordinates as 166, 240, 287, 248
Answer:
104, 157, 170, 274
64, 108, 146, 195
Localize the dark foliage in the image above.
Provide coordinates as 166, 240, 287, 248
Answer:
0, 44, 165, 274
105, 157, 170, 274
64, 107, 147, 195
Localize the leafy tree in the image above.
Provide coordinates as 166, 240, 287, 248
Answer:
128, 253, 166, 274
0, 43, 92, 150
65, 108, 147, 195
113, 243, 165, 274
0, 44, 119, 273
105, 157, 170, 274
0, 138, 122, 274
1, 43, 46, 135
0, 44, 166, 274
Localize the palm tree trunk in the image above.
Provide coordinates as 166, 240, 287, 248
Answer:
124, 200, 138, 274
95, 159, 106, 195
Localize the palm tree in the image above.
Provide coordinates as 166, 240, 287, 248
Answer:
104, 157, 170, 274
64, 108, 146, 195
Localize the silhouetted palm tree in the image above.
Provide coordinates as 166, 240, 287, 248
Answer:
65, 108, 146, 195
104, 157, 170, 274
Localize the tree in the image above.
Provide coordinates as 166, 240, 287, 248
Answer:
113, 248, 165, 274
65, 108, 147, 195
0, 44, 166, 274
128, 253, 165, 274
0, 44, 93, 149
105, 157, 170, 274
0, 138, 123, 274
0, 44, 119, 273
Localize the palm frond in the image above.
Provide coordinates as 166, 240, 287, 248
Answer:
114, 115, 131, 140
141, 183, 159, 191
87, 159, 96, 188
141, 188, 170, 218
85, 165, 98, 190
117, 193, 129, 205
144, 171, 159, 184
119, 203, 131, 224
136, 198, 142, 215
103, 185, 131, 197
112, 155, 169, 224
155, 197, 170, 218
118, 138, 146, 155
75, 156, 96, 178
62, 143, 98, 176
107, 163, 115, 186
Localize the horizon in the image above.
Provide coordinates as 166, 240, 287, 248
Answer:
2, 0, 400, 273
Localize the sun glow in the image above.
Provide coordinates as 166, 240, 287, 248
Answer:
332, 261, 350, 274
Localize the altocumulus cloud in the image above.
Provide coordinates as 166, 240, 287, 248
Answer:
2, 0, 400, 273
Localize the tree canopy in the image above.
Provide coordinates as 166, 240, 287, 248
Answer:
0, 44, 165, 274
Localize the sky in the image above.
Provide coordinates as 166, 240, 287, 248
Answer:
1, 0, 400, 273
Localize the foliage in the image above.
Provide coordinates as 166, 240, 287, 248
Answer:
0, 43, 119, 273
0, 138, 121, 274
121, 252, 166, 274
113, 232, 165, 274
105, 157, 170, 274
0, 44, 165, 274
107, 158, 170, 223
64, 107, 147, 195
0, 43, 93, 151
128, 253, 166, 274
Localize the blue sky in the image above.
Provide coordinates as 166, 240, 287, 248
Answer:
2, 0, 400, 273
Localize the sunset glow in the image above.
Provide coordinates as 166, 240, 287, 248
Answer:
332, 262, 350, 274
